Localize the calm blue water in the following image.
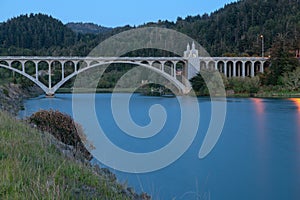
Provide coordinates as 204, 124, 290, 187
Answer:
19, 94, 300, 200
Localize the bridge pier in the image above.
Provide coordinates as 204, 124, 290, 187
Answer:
46, 93, 55, 98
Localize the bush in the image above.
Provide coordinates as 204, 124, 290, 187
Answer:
228, 76, 260, 94
29, 110, 93, 160
282, 67, 300, 91
190, 70, 227, 96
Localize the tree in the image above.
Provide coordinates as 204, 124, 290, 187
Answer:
282, 67, 300, 91
190, 70, 226, 96
267, 33, 300, 85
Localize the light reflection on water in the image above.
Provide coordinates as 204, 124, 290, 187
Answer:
289, 98, 300, 142
289, 98, 300, 112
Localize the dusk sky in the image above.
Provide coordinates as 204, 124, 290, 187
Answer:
0, 0, 237, 27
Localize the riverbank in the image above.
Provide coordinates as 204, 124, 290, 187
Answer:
59, 87, 300, 98
0, 83, 42, 116
57, 87, 140, 94
57, 87, 175, 96
0, 84, 151, 199
0, 110, 149, 199
192, 90, 300, 98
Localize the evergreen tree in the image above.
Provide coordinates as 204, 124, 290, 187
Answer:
267, 33, 300, 85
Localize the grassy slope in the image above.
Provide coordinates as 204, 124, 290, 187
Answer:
0, 111, 131, 199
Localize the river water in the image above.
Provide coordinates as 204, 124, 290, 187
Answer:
19, 94, 300, 200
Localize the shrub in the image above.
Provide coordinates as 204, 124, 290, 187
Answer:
228, 76, 261, 94
282, 67, 300, 91
29, 110, 93, 160
190, 70, 227, 96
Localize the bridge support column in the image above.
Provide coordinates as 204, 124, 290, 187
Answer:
21, 61, 25, 73
242, 62, 245, 77
48, 63, 52, 89
74, 61, 78, 72
260, 61, 265, 73
251, 62, 255, 77
62, 65, 65, 79
173, 61, 177, 78
35, 62, 39, 80
233, 61, 236, 77
161, 62, 165, 72
224, 61, 227, 77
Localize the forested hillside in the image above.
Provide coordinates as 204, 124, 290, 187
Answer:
66, 22, 112, 34
0, 13, 131, 56
0, 14, 77, 55
157, 0, 300, 56
0, 0, 299, 57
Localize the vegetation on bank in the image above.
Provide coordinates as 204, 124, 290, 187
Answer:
28, 110, 93, 161
191, 71, 300, 97
191, 34, 300, 97
0, 83, 42, 115
0, 110, 150, 199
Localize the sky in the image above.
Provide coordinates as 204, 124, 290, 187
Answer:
0, 0, 237, 27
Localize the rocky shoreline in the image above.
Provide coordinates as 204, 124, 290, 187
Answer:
0, 83, 151, 200
0, 83, 42, 116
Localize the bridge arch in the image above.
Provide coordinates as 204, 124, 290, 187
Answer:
217, 61, 225, 73
226, 61, 234, 78
47, 60, 189, 96
245, 61, 252, 77
152, 61, 162, 70
77, 60, 88, 71
163, 61, 175, 77
141, 60, 150, 65
63, 61, 76, 78
24, 61, 36, 77
0, 62, 49, 93
208, 61, 215, 71
11, 60, 22, 71
200, 61, 206, 70
236, 61, 243, 77
254, 61, 262, 76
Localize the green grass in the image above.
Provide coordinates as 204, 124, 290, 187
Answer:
255, 91, 300, 98
0, 111, 132, 199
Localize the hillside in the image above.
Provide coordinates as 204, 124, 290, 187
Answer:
0, 0, 299, 57
66, 22, 112, 34
154, 0, 300, 56
0, 14, 75, 49
0, 14, 100, 56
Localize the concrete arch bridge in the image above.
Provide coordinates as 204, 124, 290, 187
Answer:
0, 45, 269, 96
